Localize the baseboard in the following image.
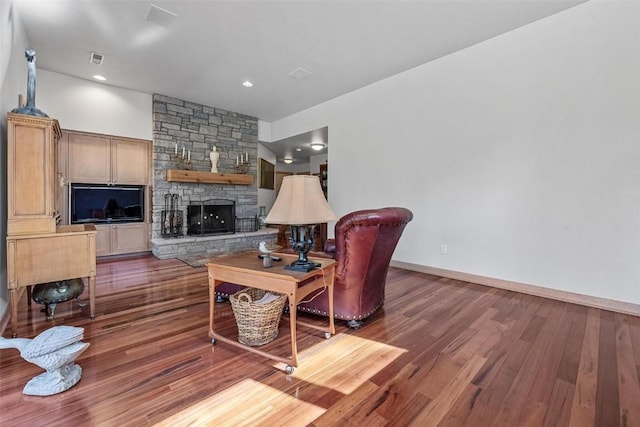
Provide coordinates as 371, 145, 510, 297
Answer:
390, 260, 640, 317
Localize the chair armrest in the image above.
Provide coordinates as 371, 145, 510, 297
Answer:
308, 250, 334, 259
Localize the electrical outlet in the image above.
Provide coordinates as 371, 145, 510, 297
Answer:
440, 244, 448, 255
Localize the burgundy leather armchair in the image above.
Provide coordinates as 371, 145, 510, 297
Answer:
214, 207, 413, 328
297, 207, 413, 328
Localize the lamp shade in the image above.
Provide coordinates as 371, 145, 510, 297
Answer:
265, 175, 337, 225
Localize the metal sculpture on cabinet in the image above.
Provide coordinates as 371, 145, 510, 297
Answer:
11, 48, 48, 117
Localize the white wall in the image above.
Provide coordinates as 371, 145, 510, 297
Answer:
257, 120, 271, 142
37, 70, 152, 140
0, 0, 30, 322
310, 154, 327, 175
276, 162, 310, 174
270, 1, 640, 306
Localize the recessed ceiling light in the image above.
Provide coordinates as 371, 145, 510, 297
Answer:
295, 148, 302, 152
283, 158, 293, 164
242, 80, 253, 87
310, 142, 325, 151
93, 75, 106, 81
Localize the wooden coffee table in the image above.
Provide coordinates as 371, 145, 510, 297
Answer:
207, 251, 336, 374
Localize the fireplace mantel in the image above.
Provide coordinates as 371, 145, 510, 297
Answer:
166, 169, 254, 185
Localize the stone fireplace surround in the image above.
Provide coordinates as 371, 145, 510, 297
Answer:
150, 94, 276, 259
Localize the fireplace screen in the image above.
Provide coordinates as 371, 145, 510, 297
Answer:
187, 199, 235, 236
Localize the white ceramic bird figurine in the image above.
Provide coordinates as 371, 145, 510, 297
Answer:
0, 325, 90, 396
259, 241, 281, 254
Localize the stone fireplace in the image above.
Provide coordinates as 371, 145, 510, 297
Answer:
150, 94, 276, 259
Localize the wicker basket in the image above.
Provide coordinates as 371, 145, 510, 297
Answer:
230, 288, 287, 346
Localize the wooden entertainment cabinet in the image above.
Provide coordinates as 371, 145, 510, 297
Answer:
59, 130, 152, 256
66, 131, 150, 185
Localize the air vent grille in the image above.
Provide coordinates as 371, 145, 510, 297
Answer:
147, 4, 177, 27
89, 52, 104, 65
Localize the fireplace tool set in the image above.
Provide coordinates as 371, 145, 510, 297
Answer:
161, 193, 183, 238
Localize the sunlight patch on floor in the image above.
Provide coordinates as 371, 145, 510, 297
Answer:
275, 333, 407, 394
154, 333, 406, 426
153, 378, 325, 426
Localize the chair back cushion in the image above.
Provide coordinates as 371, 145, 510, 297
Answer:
299, 207, 413, 321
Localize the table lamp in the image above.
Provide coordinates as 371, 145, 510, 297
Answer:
265, 175, 337, 272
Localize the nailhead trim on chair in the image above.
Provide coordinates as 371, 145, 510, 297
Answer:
218, 295, 385, 321
297, 300, 384, 321
216, 294, 384, 322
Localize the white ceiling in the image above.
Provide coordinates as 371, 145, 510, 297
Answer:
14, 0, 584, 162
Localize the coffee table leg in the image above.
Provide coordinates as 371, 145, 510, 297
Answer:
209, 274, 217, 343
288, 295, 298, 367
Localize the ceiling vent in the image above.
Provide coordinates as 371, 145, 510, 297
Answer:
89, 52, 104, 65
147, 4, 177, 28
288, 67, 312, 80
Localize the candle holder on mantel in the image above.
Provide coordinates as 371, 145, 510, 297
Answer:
235, 153, 250, 174
173, 154, 192, 170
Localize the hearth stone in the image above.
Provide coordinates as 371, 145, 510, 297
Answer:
151, 228, 278, 259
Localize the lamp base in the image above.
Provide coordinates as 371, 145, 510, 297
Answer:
284, 261, 321, 273
285, 224, 320, 272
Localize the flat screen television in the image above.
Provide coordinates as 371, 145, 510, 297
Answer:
70, 184, 144, 224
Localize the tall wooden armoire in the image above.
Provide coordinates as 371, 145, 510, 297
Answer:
6, 112, 61, 235
6, 112, 97, 337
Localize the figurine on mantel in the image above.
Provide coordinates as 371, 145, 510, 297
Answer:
210, 146, 219, 173
0, 326, 90, 396
11, 48, 48, 117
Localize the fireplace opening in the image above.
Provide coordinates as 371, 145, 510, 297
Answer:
187, 199, 235, 236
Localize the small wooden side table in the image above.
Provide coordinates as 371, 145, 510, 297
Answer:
6, 224, 97, 337
207, 251, 336, 373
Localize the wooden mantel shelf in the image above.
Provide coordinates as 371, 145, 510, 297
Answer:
166, 169, 253, 185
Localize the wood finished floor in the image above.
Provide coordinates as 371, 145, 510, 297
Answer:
1, 254, 639, 426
